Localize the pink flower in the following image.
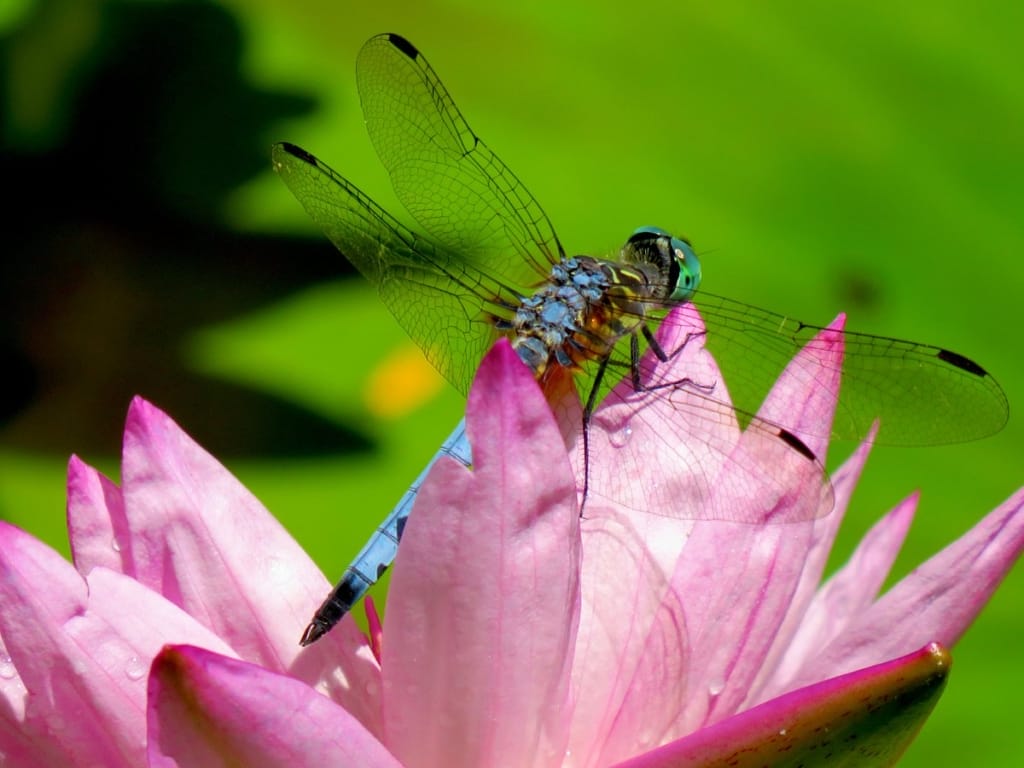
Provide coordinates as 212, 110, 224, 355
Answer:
1, 306, 1021, 767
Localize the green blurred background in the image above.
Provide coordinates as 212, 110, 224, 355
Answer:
1, 0, 1021, 763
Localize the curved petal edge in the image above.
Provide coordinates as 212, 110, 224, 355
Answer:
612, 643, 951, 768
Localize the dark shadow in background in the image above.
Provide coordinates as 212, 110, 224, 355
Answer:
1, 0, 368, 460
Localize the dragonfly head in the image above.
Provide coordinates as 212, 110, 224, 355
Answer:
623, 227, 702, 304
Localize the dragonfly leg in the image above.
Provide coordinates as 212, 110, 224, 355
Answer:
636, 323, 716, 397
641, 322, 707, 363
578, 353, 614, 518
578, 327, 708, 517
641, 324, 670, 363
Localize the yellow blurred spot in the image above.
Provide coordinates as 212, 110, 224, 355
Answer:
363, 343, 445, 419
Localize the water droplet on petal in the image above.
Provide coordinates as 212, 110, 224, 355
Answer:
609, 422, 633, 448
637, 729, 657, 748
124, 655, 147, 681
0, 655, 16, 680
779, 728, 788, 736
110, 537, 122, 553
707, 677, 725, 697
49, 714, 66, 733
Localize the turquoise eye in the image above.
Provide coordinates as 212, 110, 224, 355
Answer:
630, 225, 671, 239
625, 227, 702, 303
669, 236, 701, 302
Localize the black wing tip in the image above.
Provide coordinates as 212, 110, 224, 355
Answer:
937, 348, 989, 378
275, 141, 318, 166
386, 32, 420, 60
777, 428, 818, 462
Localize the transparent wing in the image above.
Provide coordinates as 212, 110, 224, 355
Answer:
355, 33, 563, 288
572, 305, 835, 524
276, 28, 1006, 522
272, 140, 834, 525
694, 292, 1008, 445
571, 287, 1007, 452
273, 142, 512, 393
573, 289, 1006, 522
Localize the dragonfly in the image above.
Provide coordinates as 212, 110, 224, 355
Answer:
273, 33, 1008, 647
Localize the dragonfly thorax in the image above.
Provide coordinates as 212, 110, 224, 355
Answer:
509, 255, 659, 378
509, 229, 702, 380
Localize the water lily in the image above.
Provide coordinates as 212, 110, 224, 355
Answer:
0, 306, 1021, 767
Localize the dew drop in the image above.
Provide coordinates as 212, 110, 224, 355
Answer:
124, 655, 147, 681
707, 677, 725, 697
779, 728, 788, 736
637, 729, 657, 748
0, 655, 16, 680
364, 678, 379, 699
110, 537, 122, 553
49, 713, 66, 733
609, 422, 633, 448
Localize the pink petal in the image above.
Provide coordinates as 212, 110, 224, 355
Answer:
383, 341, 580, 768
0, 633, 31, 760
564, 307, 718, 765
365, 596, 384, 665
562, 304, 765, 765
759, 490, 917, 700
585, 304, 738, 526
612, 643, 951, 768
756, 314, 846, 463
148, 645, 401, 768
66, 454, 130, 576
656, 318, 844, 736
0, 696, 37, 768
94, 397, 380, 729
119, 398, 324, 653
0, 522, 233, 767
563, 313, 848, 765
785, 487, 1024, 690
746, 429, 879, 705
566, 509, 691, 768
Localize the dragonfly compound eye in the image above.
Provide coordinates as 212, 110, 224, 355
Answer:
668, 236, 702, 303
623, 227, 701, 304
627, 225, 670, 244
623, 225, 670, 262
